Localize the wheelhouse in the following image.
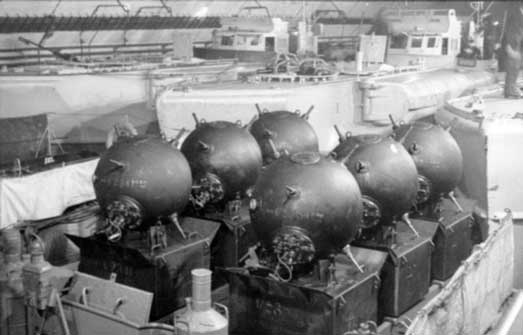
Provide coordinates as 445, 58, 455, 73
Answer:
384, 9, 461, 68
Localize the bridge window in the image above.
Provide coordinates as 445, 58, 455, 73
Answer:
238, 35, 260, 47
390, 34, 408, 49
427, 37, 437, 48
221, 36, 234, 46
410, 37, 423, 48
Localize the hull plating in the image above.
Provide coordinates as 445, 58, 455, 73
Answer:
157, 69, 498, 152
0, 62, 236, 144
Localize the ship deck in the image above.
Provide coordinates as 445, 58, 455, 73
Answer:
173, 73, 359, 91
0, 57, 240, 76
445, 83, 523, 122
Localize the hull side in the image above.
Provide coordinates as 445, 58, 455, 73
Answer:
157, 79, 373, 152
193, 47, 276, 64
0, 62, 236, 144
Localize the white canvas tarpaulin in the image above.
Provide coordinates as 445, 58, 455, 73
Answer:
437, 93, 523, 220
406, 212, 514, 335
0, 158, 98, 228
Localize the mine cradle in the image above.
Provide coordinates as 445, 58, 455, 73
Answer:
67, 217, 220, 321
222, 247, 387, 335
365, 219, 437, 319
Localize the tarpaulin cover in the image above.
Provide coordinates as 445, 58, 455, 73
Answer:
0, 158, 98, 228
0, 113, 47, 165
437, 90, 523, 220
406, 213, 514, 335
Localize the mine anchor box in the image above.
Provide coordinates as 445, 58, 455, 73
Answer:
220, 246, 388, 335
190, 202, 257, 270
353, 219, 439, 320
67, 217, 220, 321
424, 197, 476, 281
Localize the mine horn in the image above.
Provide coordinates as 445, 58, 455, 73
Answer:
192, 113, 200, 127
301, 105, 314, 120
334, 125, 345, 143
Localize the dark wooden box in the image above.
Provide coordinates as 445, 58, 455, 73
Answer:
353, 219, 438, 319
221, 247, 387, 335
67, 217, 220, 320
430, 198, 475, 281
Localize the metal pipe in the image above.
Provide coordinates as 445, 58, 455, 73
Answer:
53, 288, 71, 335
92, 2, 130, 17
86, 1, 131, 56
134, 0, 173, 18
495, 290, 523, 335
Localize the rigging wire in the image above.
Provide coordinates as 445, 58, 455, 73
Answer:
50, 0, 63, 17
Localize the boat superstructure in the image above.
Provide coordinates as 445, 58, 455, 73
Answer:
156, 63, 497, 152
383, 8, 463, 69
193, 6, 290, 63
0, 58, 248, 148
156, 5, 501, 152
